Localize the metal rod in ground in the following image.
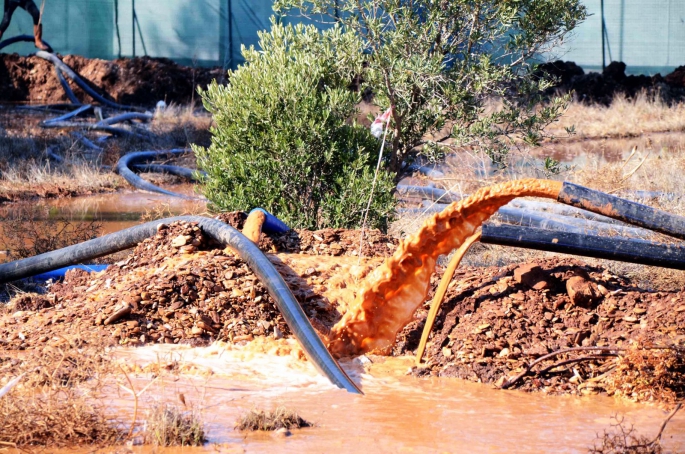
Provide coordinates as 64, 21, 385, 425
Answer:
481, 223, 685, 270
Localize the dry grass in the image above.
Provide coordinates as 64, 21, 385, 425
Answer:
143, 403, 206, 446
0, 348, 124, 448
0, 159, 122, 200
552, 93, 685, 139
235, 407, 313, 431
0, 105, 211, 201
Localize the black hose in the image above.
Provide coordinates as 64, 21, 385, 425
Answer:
71, 132, 104, 152
41, 120, 136, 138
558, 182, 685, 240
0, 216, 362, 394
497, 206, 652, 239
481, 223, 685, 270
115, 149, 204, 200
35, 51, 144, 111
396, 185, 464, 203
131, 163, 206, 182
0, 34, 52, 52
42, 104, 93, 124
98, 112, 153, 126
55, 67, 81, 105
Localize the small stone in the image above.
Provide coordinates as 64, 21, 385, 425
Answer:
633, 307, 647, 314
274, 428, 291, 437
442, 347, 453, 358
171, 235, 188, 247
566, 276, 600, 308
513, 263, 552, 290
104, 304, 132, 325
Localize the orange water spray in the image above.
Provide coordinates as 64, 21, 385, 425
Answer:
328, 178, 562, 357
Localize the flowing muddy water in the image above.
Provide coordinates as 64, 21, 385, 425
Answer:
59, 343, 685, 453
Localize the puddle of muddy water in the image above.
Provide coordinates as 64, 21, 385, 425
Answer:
48, 343, 684, 454
0, 185, 205, 240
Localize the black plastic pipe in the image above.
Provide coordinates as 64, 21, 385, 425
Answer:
116, 149, 204, 200
55, 67, 81, 105
558, 182, 685, 240
0, 34, 52, 52
396, 185, 464, 203
35, 51, 144, 111
481, 223, 685, 270
98, 112, 153, 126
41, 120, 136, 138
131, 163, 206, 182
0, 216, 361, 394
42, 104, 93, 124
497, 206, 652, 239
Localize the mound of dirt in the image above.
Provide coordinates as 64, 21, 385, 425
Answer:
0, 53, 226, 106
399, 258, 685, 402
0, 218, 682, 403
0, 220, 394, 352
536, 60, 685, 105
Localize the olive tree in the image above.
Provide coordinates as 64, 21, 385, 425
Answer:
274, 0, 587, 170
195, 23, 395, 230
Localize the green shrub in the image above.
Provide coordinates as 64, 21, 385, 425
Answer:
195, 22, 395, 231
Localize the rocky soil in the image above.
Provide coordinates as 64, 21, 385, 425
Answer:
0, 218, 682, 403
398, 258, 685, 403
0, 53, 226, 106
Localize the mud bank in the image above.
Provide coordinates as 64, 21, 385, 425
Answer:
0, 54, 226, 106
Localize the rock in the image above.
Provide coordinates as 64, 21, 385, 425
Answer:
171, 235, 189, 247
274, 428, 291, 437
513, 263, 553, 290
104, 304, 132, 325
566, 276, 600, 308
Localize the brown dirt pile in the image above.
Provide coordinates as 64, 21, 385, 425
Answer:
0, 53, 226, 106
400, 258, 685, 403
1, 217, 683, 403
537, 60, 685, 105
0, 219, 396, 351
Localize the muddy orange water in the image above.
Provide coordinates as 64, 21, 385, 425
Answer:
329, 179, 562, 357
0, 185, 204, 233
31, 343, 685, 453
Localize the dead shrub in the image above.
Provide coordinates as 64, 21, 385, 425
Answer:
143, 404, 206, 446
588, 415, 661, 454
235, 406, 312, 431
0, 388, 122, 447
0, 348, 122, 447
0, 204, 102, 261
604, 345, 685, 404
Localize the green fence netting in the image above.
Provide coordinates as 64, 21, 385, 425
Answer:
2, 0, 683, 74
